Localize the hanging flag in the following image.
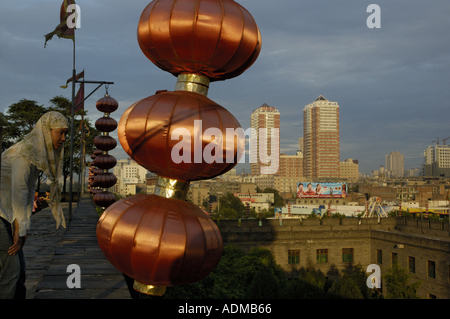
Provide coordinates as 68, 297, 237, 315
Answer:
74, 83, 85, 113
61, 70, 84, 88
44, 0, 77, 47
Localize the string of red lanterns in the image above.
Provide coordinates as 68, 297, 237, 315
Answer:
92, 94, 119, 208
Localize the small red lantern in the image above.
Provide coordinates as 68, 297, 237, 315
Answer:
96, 194, 223, 287
94, 173, 117, 189
93, 191, 117, 208
93, 94, 119, 208
93, 135, 117, 151
93, 154, 117, 170
96, 95, 119, 113
95, 117, 118, 132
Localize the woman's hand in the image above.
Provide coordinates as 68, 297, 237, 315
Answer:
8, 219, 26, 255
8, 236, 24, 256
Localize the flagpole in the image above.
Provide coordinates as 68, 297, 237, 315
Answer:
69, 37, 76, 220
78, 113, 84, 201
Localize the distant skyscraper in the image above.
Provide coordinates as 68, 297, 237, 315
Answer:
385, 151, 404, 177
303, 95, 340, 179
422, 145, 450, 177
250, 103, 280, 175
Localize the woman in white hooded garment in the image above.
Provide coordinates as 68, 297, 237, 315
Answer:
0, 111, 69, 299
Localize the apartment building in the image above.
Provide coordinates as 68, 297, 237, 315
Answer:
250, 104, 280, 176
303, 96, 340, 179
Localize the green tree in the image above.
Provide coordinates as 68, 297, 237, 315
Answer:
202, 199, 209, 211
218, 193, 245, 218
206, 245, 248, 299
349, 184, 359, 193
382, 261, 421, 299
283, 268, 329, 299
347, 263, 376, 299
326, 274, 364, 299
247, 266, 280, 299
307, 211, 319, 218
220, 207, 238, 219
1, 99, 48, 151
258, 187, 285, 207
155, 245, 287, 299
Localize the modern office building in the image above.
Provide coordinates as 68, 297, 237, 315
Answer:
303, 96, 340, 179
250, 103, 280, 176
386, 151, 404, 177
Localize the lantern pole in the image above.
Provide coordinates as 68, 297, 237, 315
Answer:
68, 40, 76, 220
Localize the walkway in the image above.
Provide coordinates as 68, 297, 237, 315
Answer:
23, 195, 131, 299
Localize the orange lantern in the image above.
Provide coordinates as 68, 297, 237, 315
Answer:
118, 90, 244, 182
137, 0, 261, 81
97, 193, 223, 292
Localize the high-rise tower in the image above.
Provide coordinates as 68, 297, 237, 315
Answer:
250, 103, 280, 175
303, 96, 340, 179
386, 151, 404, 177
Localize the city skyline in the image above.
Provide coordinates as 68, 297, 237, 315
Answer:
1, 1, 449, 176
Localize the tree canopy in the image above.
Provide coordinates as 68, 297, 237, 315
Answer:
258, 187, 286, 207
127, 245, 394, 299
382, 260, 421, 299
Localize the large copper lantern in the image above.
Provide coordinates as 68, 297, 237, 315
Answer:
137, 0, 261, 81
97, 194, 223, 289
118, 90, 244, 182
97, 0, 261, 296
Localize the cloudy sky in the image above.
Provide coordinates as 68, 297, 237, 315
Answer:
1, 0, 449, 176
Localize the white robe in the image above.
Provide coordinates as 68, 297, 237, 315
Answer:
0, 155, 40, 236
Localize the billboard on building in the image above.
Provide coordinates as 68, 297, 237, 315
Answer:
274, 207, 282, 219
297, 182, 347, 198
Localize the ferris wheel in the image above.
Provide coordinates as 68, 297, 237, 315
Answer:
362, 197, 388, 218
